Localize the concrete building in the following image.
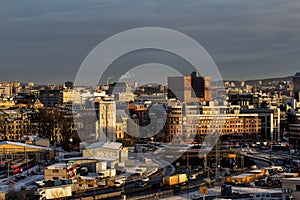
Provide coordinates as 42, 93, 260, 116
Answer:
116, 113, 127, 140
82, 141, 125, 165
168, 72, 211, 103
282, 177, 300, 200
64, 81, 73, 89
44, 162, 77, 180
241, 109, 280, 141
114, 92, 136, 102
39, 90, 62, 107
293, 72, 300, 101
288, 124, 300, 147
0, 110, 30, 141
28, 82, 34, 87
62, 89, 82, 105
22, 136, 50, 147
95, 98, 116, 142
0, 82, 12, 97
163, 101, 259, 143
108, 82, 131, 95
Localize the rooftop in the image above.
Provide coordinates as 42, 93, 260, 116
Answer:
282, 177, 300, 182
232, 173, 254, 178
86, 141, 122, 150
45, 162, 74, 169
0, 141, 52, 151
62, 156, 118, 162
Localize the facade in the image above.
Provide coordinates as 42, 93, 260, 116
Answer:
44, 162, 77, 180
62, 89, 82, 105
116, 114, 127, 140
293, 72, 300, 101
39, 90, 62, 107
0, 110, 30, 141
95, 98, 116, 142
164, 102, 259, 142
64, 81, 73, 89
82, 141, 123, 164
168, 72, 211, 102
282, 177, 300, 200
108, 82, 131, 95
0, 82, 12, 97
241, 109, 280, 141
288, 124, 300, 147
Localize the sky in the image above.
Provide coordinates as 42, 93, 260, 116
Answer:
0, 0, 300, 84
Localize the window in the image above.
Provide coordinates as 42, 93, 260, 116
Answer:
296, 185, 300, 191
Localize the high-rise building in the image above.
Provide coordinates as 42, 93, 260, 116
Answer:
293, 72, 300, 101
64, 81, 74, 89
108, 82, 131, 95
0, 82, 12, 97
28, 82, 35, 87
95, 98, 116, 142
167, 71, 211, 102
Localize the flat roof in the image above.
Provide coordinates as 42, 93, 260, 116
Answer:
0, 141, 52, 151
46, 162, 73, 169
232, 173, 254, 178
282, 177, 300, 182
250, 170, 263, 173
62, 156, 118, 163
282, 173, 299, 176
86, 142, 122, 150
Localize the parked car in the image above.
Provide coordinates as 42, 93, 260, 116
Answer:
189, 174, 197, 180
140, 177, 149, 182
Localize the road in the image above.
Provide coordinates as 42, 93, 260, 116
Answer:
0, 175, 43, 192
0, 165, 43, 193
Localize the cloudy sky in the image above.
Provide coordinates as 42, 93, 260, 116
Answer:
0, 0, 300, 84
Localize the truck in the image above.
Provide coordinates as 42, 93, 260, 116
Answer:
97, 169, 116, 179
162, 174, 188, 187
96, 178, 122, 188
35, 185, 72, 200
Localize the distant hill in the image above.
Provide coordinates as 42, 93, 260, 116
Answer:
223, 76, 293, 86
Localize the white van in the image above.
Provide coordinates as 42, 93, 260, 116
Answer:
189, 174, 197, 180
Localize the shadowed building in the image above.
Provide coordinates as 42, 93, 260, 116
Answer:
167, 71, 211, 103
39, 90, 62, 107
293, 72, 300, 101
95, 97, 116, 142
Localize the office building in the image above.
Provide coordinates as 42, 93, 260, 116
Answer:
293, 72, 300, 101
95, 98, 116, 142
39, 90, 62, 107
167, 71, 211, 103
163, 101, 259, 143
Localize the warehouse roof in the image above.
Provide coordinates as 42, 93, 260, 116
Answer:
0, 141, 52, 151
62, 156, 118, 163
86, 141, 122, 150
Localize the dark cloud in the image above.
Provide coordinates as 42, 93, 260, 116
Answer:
0, 0, 299, 84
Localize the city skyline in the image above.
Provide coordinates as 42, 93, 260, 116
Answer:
1, 1, 300, 84
1, 1, 300, 199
